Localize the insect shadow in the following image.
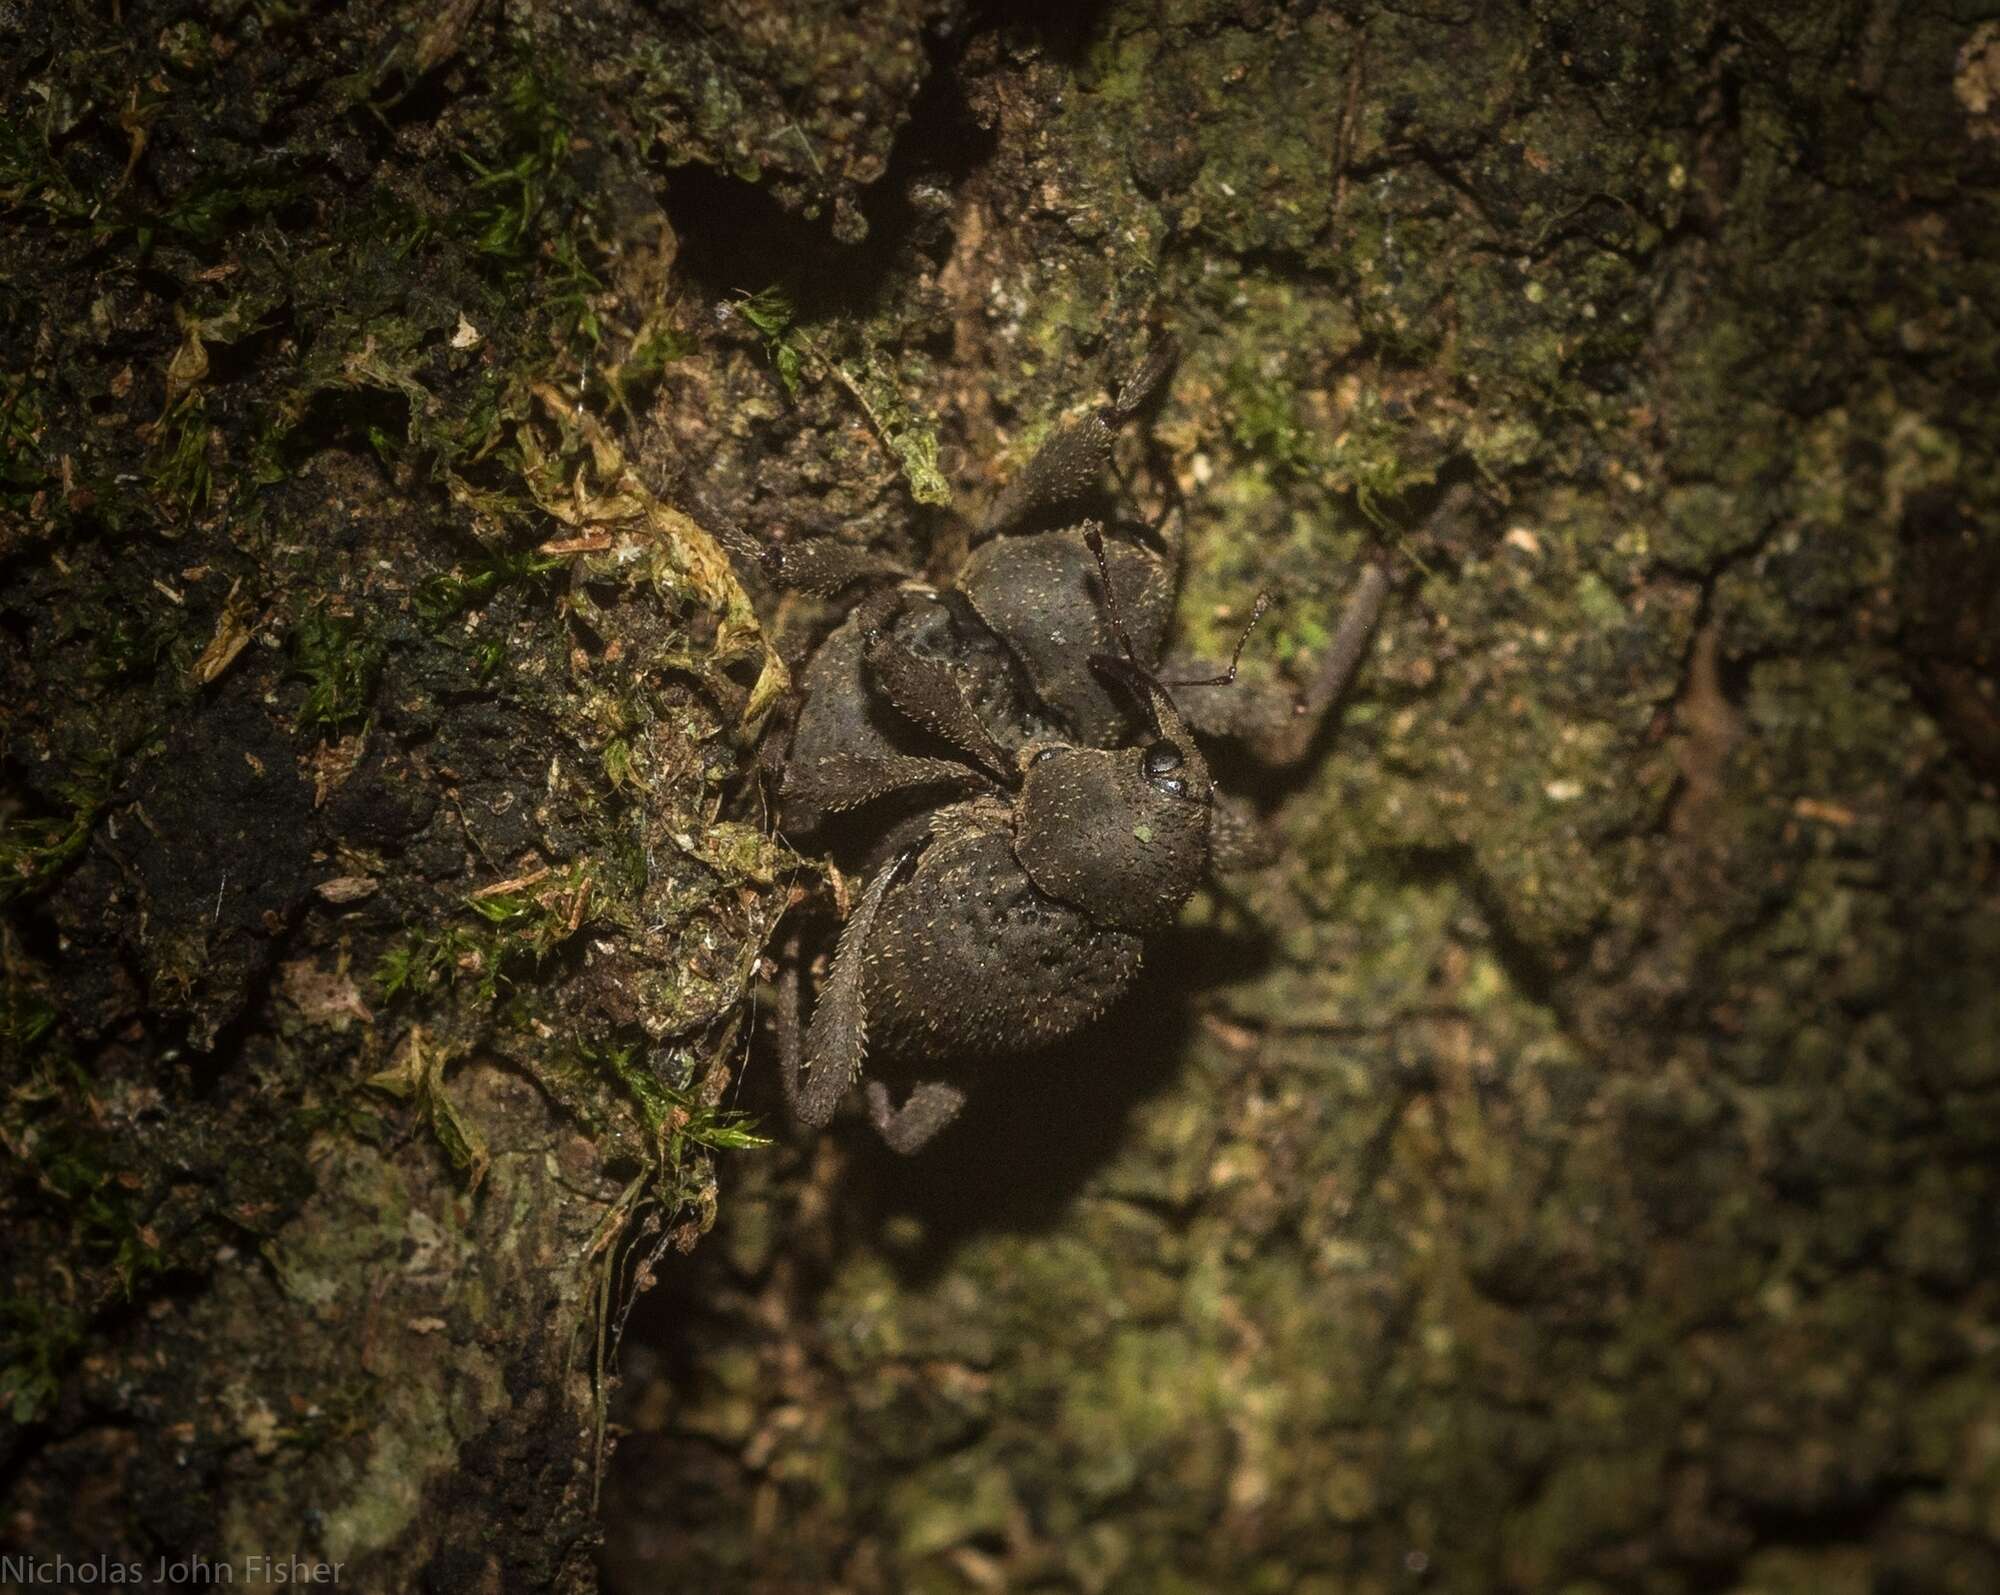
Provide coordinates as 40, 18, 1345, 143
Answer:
834, 911, 1277, 1279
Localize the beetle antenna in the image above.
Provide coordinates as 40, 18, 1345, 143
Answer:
1083, 524, 1207, 750
1082, 524, 1145, 669
1165, 593, 1272, 689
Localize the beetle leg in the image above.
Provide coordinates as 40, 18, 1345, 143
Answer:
983, 336, 1180, 535
784, 751, 987, 815
1276, 561, 1392, 762
864, 1079, 968, 1154
1108, 334, 1180, 423
683, 486, 905, 597
760, 537, 905, 597
861, 626, 1016, 787
793, 845, 920, 1128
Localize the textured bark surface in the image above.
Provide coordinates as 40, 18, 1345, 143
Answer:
5, 1, 1999, 1592
1, 1, 804, 1586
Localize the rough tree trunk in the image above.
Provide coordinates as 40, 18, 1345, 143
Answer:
5, 1, 1998, 1593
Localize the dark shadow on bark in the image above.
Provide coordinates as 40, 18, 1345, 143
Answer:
779, 917, 1269, 1280
663, 23, 997, 316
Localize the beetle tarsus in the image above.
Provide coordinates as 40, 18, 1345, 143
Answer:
865, 1079, 969, 1154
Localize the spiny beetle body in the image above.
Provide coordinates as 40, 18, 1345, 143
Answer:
759, 337, 1388, 1151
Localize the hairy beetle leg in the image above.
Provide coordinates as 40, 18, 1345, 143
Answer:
760, 537, 904, 597
865, 1079, 969, 1154
984, 335, 1181, 536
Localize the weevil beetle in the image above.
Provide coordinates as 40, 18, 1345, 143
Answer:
757, 336, 1389, 1151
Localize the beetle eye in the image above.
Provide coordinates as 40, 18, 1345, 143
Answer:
1154, 776, 1187, 798
1031, 747, 1062, 766
1142, 740, 1183, 778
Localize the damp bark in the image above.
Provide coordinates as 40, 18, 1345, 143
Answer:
4, 2, 1998, 1592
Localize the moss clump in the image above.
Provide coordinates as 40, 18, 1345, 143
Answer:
291, 604, 385, 734
0, 783, 105, 905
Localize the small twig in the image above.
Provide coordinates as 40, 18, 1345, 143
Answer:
469, 865, 552, 900
781, 122, 823, 176
790, 328, 896, 456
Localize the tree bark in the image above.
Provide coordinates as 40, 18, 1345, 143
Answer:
6, 1, 1999, 1592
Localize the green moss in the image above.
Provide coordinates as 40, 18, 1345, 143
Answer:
465, 864, 593, 957
461, 66, 579, 261
0, 986, 177, 1422
365, 1027, 490, 1190
0, 760, 109, 906
610, 320, 697, 412
0, 1296, 85, 1425
375, 923, 500, 1005
859, 364, 953, 508
889, 1455, 1019, 1563
29, 1124, 169, 1293
414, 549, 564, 626
149, 394, 216, 517
372, 866, 597, 1008
737, 285, 806, 399
0, 371, 53, 510
580, 1039, 770, 1156
290, 603, 383, 734
0, 106, 100, 225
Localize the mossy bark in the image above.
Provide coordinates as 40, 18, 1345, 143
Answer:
5, 1, 1998, 1591
2, 1, 802, 1585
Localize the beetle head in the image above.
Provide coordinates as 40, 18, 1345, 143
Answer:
1014, 659, 1213, 933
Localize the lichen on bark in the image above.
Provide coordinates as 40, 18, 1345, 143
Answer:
607, 3, 2000, 1593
